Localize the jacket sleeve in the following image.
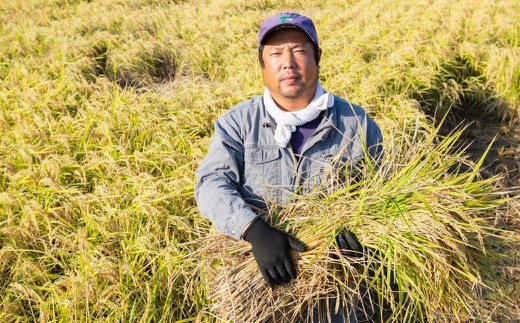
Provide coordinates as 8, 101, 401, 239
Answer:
365, 115, 384, 161
194, 115, 258, 239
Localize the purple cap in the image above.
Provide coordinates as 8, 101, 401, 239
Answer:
258, 12, 319, 47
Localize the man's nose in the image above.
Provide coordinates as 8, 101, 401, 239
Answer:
281, 51, 296, 69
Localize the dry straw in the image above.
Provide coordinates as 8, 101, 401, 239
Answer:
195, 122, 513, 322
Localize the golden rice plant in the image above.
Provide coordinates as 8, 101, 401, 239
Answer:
0, 0, 518, 321
196, 122, 514, 322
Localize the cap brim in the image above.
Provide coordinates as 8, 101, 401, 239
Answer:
259, 24, 313, 45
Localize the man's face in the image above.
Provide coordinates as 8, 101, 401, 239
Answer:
261, 29, 320, 109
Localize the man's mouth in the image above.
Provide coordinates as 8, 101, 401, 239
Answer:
281, 75, 301, 83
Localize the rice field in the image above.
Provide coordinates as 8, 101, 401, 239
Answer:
0, 0, 518, 322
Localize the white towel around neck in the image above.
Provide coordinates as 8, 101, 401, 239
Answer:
263, 82, 334, 147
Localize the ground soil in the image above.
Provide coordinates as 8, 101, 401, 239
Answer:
462, 114, 519, 187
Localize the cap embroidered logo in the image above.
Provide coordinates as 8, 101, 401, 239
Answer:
280, 15, 294, 23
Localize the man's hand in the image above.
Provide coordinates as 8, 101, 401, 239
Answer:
243, 217, 306, 288
336, 230, 363, 257
336, 230, 399, 320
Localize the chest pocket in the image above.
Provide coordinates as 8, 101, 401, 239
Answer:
247, 147, 280, 164
242, 146, 282, 204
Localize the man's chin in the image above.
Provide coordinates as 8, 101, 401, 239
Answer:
280, 87, 305, 99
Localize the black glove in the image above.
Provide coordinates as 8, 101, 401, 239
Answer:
243, 217, 306, 288
336, 230, 364, 257
336, 230, 398, 321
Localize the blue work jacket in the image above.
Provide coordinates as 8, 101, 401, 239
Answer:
195, 94, 383, 239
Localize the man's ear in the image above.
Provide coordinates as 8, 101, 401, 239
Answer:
312, 43, 322, 66
258, 45, 265, 68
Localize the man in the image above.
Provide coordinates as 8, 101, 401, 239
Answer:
195, 12, 384, 321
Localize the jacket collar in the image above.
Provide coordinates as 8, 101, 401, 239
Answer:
261, 94, 338, 133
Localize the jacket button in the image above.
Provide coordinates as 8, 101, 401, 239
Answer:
231, 230, 236, 235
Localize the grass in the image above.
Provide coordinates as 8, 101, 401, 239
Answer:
0, 0, 518, 321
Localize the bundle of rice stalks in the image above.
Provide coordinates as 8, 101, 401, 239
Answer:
195, 124, 513, 322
